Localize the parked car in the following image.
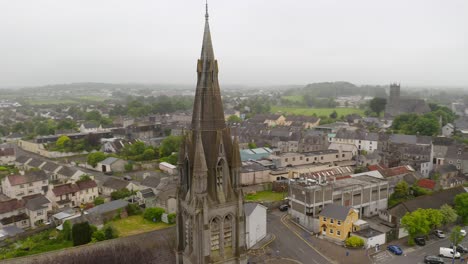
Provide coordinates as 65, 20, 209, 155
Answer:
123, 175, 132, 181
414, 237, 426, 246
434, 230, 446, 238
424, 255, 444, 264
460, 229, 466, 237
439, 247, 460, 258
387, 245, 403, 255
279, 204, 289, 212
453, 244, 468, 254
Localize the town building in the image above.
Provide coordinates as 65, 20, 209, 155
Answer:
384, 83, 430, 117
244, 203, 267, 249
318, 204, 359, 241
1, 171, 49, 199
46, 179, 99, 209
288, 175, 389, 232
96, 157, 127, 173
270, 149, 353, 168
332, 129, 379, 153
0, 147, 15, 165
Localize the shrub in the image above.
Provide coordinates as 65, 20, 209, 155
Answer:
72, 222, 93, 246
168, 213, 176, 224
111, 188, 133, 200
61, 220, 72, 241
345, 236, 364, 248
124, 162, 133, 172
127, 203, 142, 216
103, 224, 119, 240
144, 207, 166, 222
92, 230, 106, 241
94, 196, 105, 206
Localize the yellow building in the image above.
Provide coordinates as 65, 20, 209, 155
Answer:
319, 204, 359, 241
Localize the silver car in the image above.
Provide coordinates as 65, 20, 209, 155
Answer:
434, 230, 446, 238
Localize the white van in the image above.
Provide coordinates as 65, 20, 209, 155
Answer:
439, 247, 461, 258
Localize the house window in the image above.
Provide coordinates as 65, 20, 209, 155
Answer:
323, 217, 327, 222
330, 219, 334, 224
342, 154, 345, 158
322, 227, 326, 232
292, 157, 295, 161
321, 156, 324, 160
29, 183, 33, 187
285, 158, 288, 162
306, 158, 309, 162
449, 161, 453, 164
337, 230, 341, 236
329, 229, 334, 234
20, 184, 24, 188
314, 157, 317, 161
37, 210, 43, 216
336, 155, 339, 158
21, 220, 28, 225
300, 156, 303, 160
42, 180, 47, 184
337, 220, 341, 226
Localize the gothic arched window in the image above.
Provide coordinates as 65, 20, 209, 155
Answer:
216, 159, 225, 188
223, 214, 233, 249
210, 217, 220, 251
185, 215, 192, 252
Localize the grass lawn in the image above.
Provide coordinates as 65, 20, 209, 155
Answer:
112, 215, 174, 237
0, 230, 72, 260
27, 99, 80, 105
244, 190, 285, 202
271, 106, 365, 117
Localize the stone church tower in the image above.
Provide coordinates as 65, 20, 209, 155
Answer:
175, 5, 247, 264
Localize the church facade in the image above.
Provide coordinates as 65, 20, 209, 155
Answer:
175, 6, 248, 264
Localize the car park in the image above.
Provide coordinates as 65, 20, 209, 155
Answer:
387, 245, 403, 255
414, 237, 426, 246
424, 255, 445, 264
434, 230, 446, 238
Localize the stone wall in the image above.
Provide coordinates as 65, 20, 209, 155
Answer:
2, 227, 176, 264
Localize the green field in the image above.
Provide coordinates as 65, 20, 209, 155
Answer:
244, 190, 285, 202
112, 215, 174, 237
281, 95, 305, 104
26, 96, 107, 105
271, 106, 365, 117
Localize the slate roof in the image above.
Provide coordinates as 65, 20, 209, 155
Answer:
86, 199, 128, 215
99, 157, 120, 165
286, 115, 319, 123
335, 128, 379, 141
0, 213, 28, 225
140, 176, 162, 189
42, 162, 60, 172
24, 195, 50, 211
82, 123, 98, 129
103, 178, 129, 190
389, 134, 432, 145
15, 155, 31, 164
436, 164, 458, 174
353, 228, 383, 238
52, 183, 80, 196
140, 188, 156, 199
388, 186, 466, 219
57, 166, 78, 177
7, 170, 48, 186
76, 179, 98, 190
241, 162, 270, 173
244, 203, 263, 217
318, 204, 353, 221
0, 199, 24, 214
27, 158, 45, 168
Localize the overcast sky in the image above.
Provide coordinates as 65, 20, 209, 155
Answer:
0, 0, 467, 87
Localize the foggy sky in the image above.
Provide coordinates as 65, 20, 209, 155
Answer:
0, 0, 467, 87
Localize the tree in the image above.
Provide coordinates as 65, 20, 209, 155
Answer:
56, 135, 71, 149
126, 203, 142, 216
450, 226, 464, 247
440, 204, 458, 225
248, 142, 257, 149
454, 193, 468, 224
143, 207, 166, 222
227, 115, 241, 123
159, 135, 183, 158
61, 220, 72, 241
124, 163, 133, 172
111, 188, 133, 200
77, 174, 92, 182
393, 181, 410, 199
401, 209, 432, 242
329, 110, 338, 119
103, 224, 119, 240
87, 151, 107, 167
72, 222, 93, 246
424, 209, 443, 229
369, 98, 387, 116
142, 148, 156, 160
94, 196, 105, 206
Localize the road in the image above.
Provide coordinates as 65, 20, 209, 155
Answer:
249, 210, 333, 264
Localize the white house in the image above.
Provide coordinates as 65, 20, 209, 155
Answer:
0, 147, 15, 165
351, 228, 386, 249
332, 129, 379, 153
47, 179, 99, 209
97, 157, 127, 173
0, 195, 51, 229
442, 123, 454, 137
1, 171, 49, 199
244, 203, 267, 249
79, 123, 104, 134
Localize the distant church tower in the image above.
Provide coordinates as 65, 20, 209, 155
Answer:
385, 83, 401, 117
176, 4, 247, 264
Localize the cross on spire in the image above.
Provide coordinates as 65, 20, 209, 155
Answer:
205, 0, 209, 21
